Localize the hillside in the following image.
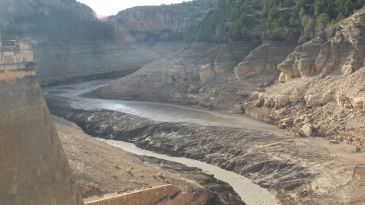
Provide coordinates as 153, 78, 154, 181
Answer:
184, 0, 365, 42
248, 7, 365, 148
108, 0, 220, 42
90, 2, 365, 148
0, 0, 112, 41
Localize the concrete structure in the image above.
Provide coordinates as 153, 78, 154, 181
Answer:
0, 36, 83, 205
85, 185, 180, 205
0, 35, 36, 81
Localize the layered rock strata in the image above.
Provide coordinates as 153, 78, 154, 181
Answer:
235, 41, 297, 83
278, 8, 365, 83
34, 42, 181, 85
87, 42, 259, 109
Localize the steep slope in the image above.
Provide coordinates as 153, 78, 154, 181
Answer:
34, 41, 181, 85
109, 0, 220, 42
234, 41, 297, 83
248, 7, 365, 147
184, 0, 365, 42
87, 42, 260, 109
0, 0, 154, 85
0, 0, 112, 41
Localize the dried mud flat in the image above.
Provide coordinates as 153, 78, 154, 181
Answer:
50, 103, 365, 205
54, 117, 244, 205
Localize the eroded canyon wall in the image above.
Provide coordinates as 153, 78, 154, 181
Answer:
109, 0, 220, 41
33, 42, 181, 85
87, 42, 260, 109
247, 8, 365, 146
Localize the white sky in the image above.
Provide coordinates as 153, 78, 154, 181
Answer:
77, 0, 192, 16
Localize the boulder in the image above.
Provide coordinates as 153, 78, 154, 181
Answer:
232, 104, 245, 114
305, 94, 324, 106
278, 72, 286, 83
250, 92, 260, 100
322, 90, 335, 103
351, 98, 364, 110
336, 93, 348, 107
275, 95, 290, 107
255, 98, 264, 107
264, 96, 275, 108
289, 89, 304, 104
301, 124, 314, 137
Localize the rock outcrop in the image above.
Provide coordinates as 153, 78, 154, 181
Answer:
245, 8, 365, 149
108, 0, 220, 41
0, 0, 111, 41
278, 8, 365, 83
34, 41, 181, 85
87, 42, 259, 109
235, 41, 297, 83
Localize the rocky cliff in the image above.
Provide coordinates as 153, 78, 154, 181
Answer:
247, 7, 365, 149
0, 0, 113, 41
34, 41, 182, 85
234, 41, 297, 83
108, 0, 220, 42
87, 42, 260, 109
0, 0, 123, 84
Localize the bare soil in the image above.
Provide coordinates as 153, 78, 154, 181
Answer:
54, 116, 244, 205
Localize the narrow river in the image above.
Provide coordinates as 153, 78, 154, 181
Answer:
44, 80, 281, 205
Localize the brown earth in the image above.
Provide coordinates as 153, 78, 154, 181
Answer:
49, 104, 365, 205
54, 116, 244, 205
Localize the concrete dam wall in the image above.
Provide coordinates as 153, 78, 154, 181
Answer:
0, 38, 82, 205
0, 76, 83, 205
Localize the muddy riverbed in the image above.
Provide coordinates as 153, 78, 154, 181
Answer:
45, 80, 365, 205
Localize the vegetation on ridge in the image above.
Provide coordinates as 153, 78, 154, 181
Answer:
184, 0, 365, 42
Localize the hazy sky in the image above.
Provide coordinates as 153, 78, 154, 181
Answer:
77, 0, 191, 16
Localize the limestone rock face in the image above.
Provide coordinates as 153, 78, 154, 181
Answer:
109, 1, 220, 41
214, 44, 251, 74
234, 42, 296, 82
0, 0, 98, 39
34, 42, 179, 85
199, 64, 216, 83
278, 8, 365, 83
0, 77, 82, 204
278, 41, 321, 82
275, 95, 290, 107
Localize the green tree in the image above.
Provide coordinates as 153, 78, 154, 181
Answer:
315, 13, 330, 38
